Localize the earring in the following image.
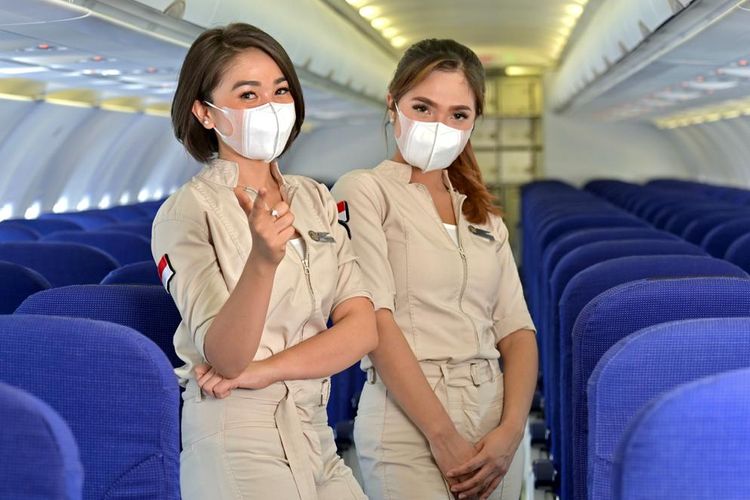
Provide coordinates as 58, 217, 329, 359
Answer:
203, 118, 209, 125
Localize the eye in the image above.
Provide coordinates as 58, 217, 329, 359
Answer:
275, 87, 290, 96
239, 91, 257, 100
453, 112, 469, 120
412, 104, 429, 114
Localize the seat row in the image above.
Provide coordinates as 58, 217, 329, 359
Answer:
0, 199, 163, 235
521, 179, 750, 499
0, 290, 181, 499
585, 179, 750, 266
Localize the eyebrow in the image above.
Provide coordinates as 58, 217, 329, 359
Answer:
411, 96, 472, 112
231, 76, 287, 90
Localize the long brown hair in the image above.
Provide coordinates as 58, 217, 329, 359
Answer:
171, 23, 305, 163
388, 39, 499, 224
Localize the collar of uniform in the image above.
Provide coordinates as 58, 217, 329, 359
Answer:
377, 159, 457, 193
199, 157, 294, 190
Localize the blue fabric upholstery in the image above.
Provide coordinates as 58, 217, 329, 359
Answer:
0, 242, 118, 287
101, 261, 161, 286
536, 228, 676, 427
1, 218, 83, 235
545, 239, 704, 469
532, 216, 647, 347
0, 224, 40, 242
0, 261, 51, 314
726, 233, 750, 273
535, 228, 677, 445
98, 223, 152, 240
16, 285, 182, 368
524, 204, 621, 284
43, 230, 152, 266
42, 212, 117, 230
102, 205, 150, 222
682, 212, 750, 243
590, 318, 750, 500
557, 256, 745, 500
0, 315, 180, 499
614, 367, 750, 500
700, 217, 750, 258
571, 277, 750, 500
539, 228, 675, 326
0, 381, 83, 500
328, 363, 366, 428
663, 207, 741, 236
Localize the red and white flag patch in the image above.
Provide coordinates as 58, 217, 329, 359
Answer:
337, 200, 349, 223
157, 254, 175, 294
337, 200, 351, 239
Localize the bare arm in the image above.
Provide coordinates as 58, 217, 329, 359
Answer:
257, 296, 377, 382
369, 309, 455, 439
496, 329, 538, 440
203, 189, 294, 378
369, 309, 478, 481
197, 297, 376, 393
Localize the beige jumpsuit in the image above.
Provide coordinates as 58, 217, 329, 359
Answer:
152, 158, 370, 500
332, 160, 536, 500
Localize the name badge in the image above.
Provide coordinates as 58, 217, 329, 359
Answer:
468, 225, 495, 241
308, 230, 335, 243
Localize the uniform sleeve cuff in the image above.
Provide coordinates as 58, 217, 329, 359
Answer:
494, 315, 536, 343
332, 290, 374, 311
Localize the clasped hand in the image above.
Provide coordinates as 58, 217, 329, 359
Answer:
194, 360, 276, 399
438, 426, 521, 499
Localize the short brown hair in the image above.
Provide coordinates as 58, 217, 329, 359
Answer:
388, 39, 499, 224
172, 23, 305, 163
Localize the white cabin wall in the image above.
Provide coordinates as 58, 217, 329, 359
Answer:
280, 119, 392, 185
0, 99, 199, 219
661, 121, 750, 187
543, 110, 691, 186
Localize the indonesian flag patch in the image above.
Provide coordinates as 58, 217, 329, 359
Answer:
337, 200, 351, 239
157, 254, 175, 294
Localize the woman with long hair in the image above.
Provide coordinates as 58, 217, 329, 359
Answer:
332, 39, 538, 500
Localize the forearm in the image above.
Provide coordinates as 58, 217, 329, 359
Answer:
203, 252, 276, 378
497, 329, 538, 441
369, 310, 456, 442
262, 297, 377, 380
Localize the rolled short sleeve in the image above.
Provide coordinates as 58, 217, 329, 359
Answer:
151, 214, 230, 359
315, 183, 373, 311
491, 216, 536, 343
332, 172, 397, 312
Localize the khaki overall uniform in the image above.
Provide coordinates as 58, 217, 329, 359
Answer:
332, 160, 535, 500
152, 158, 370, 500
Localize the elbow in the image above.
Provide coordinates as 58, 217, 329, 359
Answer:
203, 329, 256, 379
218, 363, 245, 380
203, 353, 248, 380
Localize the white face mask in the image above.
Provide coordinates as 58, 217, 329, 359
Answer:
393, 104, 472, 172
205, 101, 296, 162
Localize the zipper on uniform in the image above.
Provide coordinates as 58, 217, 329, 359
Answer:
415, 183, 481, 352
301, 253, 315, 305
294, 238, 316, 341
454, 208, 480, 354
